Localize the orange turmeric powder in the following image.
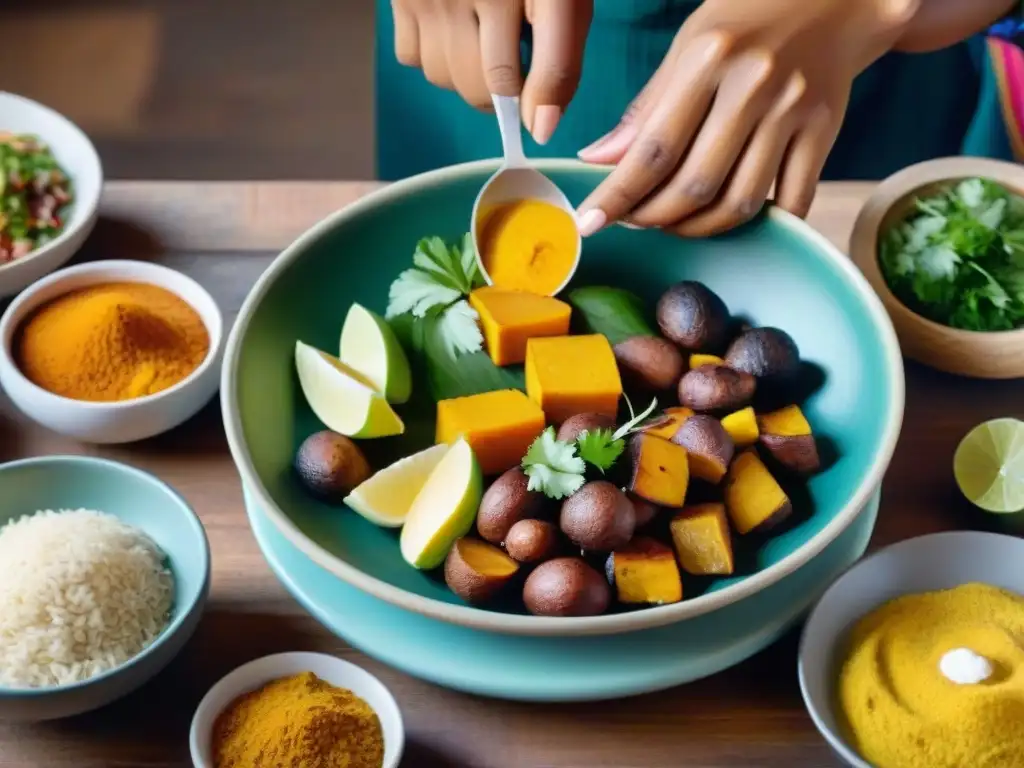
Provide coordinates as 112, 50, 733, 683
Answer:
477, 198, 578, 296
212, 671, 384, 768
15, 282, 209, 402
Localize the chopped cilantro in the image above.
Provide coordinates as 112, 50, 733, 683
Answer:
879, 178, 1024, 332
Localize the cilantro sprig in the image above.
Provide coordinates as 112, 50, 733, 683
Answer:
879, 178, 1024, 332
522, 427, 586, 500
386, 235, 485, 356
575, 428, 623, 473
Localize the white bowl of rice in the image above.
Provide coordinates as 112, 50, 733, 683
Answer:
0, 455, 209, 721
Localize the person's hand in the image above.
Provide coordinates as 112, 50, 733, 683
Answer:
575, 0, 920, 237
392, 0, 592, 144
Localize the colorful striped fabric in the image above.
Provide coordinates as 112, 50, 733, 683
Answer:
988, 13, 1024, 160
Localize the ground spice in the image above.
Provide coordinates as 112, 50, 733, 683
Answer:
477, 198, 577, 296
838, 582, 1024, 768
211, 671, 384, 768
15, 281, 209, 402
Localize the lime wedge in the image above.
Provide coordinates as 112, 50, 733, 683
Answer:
400, 438, 483, 569
344, 444, 450, 527
339, 304, 413, 405
954, 418, 1024, 513
294, 340, 404, 438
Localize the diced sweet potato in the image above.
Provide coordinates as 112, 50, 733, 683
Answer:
671, 414, 735, 484
627, 433, 689, 508
525, 334, 622, 424
469, 286, 571, 366
757, 405, 821, 475
720, 406, 759, 447
689, 353, 724, 369
604, 536, 683, 605
669, 503, 735, 576
723, 450, 792, 534
436, 389, 545, 476
641, 406, 693, 441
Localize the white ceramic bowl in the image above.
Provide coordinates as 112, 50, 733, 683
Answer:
0, 259, 224, 443
0, 91, 103, 298
189, 652, 404, 768
799, 531, 1024, 767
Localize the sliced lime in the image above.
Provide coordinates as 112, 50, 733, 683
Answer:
339, 304, 413, 405
400, 438, 482, 570
294, 340, 404, 438
954, 418, 1024, 513
344, 444, 450, 528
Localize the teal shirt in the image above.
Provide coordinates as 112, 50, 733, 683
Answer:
376, 0, 1013, 181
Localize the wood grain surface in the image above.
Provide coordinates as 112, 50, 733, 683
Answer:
0, 181, 1020, 768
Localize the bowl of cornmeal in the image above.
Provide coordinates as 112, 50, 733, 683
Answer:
799, 531, 1024, 768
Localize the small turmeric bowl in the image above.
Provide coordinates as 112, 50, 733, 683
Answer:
0, 259, 224, 443
189, 652, 405, 768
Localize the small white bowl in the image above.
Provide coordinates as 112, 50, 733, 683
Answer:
799, 531, 1024, 767
0, 91, 103, 298
0, 259, 224, 443
189, 652, 404, 768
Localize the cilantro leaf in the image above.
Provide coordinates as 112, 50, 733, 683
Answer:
386, 268, 460, 319
522, 427, 586, 499
386, 234, 486, 357
432, 300, 483, 357
576, 428, 624, 473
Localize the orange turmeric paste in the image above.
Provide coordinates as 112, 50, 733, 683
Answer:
15, 282, 209, 402
477, 198, 578, 296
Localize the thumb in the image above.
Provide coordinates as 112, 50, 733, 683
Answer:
520, 0, 593, 145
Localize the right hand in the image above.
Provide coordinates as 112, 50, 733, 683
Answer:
391, 0, 593, 144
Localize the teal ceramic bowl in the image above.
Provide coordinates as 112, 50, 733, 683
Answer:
222, 159, 905, 637
0, 456, 210, 720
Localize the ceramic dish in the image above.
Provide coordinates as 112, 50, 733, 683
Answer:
189, 651, 404, 767
0, 91, 103, 299
799, 531, 1024, 767
222, 159, 905, 637
0, 455, 210, 721
250, 486, 878, 701
0, 259, 225, 443
850, 156, 1024, 378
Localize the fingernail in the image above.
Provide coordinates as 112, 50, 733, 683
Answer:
578, 123, 638, 163
577, 208, 607, 238
531, 105, 561, 146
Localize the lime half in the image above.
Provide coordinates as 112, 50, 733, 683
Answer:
954, 418, 1024, 513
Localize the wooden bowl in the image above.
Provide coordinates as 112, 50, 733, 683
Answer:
850, 156, 1024, 379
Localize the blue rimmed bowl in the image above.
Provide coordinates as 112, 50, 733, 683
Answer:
0, 456, 210, 721
222, 159, 905, 637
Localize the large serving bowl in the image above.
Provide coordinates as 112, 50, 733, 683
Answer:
222, 160, 904, 637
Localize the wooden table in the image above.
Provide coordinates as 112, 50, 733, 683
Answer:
0, 181, 1019, 768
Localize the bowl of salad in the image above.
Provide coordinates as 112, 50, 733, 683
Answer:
850, 156, 1024, 379
0, 92, 102, 298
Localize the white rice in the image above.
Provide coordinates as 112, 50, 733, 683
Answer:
0, 508, 175, 689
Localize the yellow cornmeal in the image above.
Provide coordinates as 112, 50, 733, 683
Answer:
838, 583, 1024, 768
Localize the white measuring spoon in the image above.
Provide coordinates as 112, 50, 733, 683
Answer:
471, 94, 581, 296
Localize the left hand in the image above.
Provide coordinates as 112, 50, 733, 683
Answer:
574, 0, 919, 238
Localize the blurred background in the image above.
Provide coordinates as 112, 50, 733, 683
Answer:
0, 0, 375, 180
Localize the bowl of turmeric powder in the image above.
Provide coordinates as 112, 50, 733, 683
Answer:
189, 652, 404, 768
0, 259, 224, 443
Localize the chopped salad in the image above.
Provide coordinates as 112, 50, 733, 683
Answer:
0, 133, 73, 264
